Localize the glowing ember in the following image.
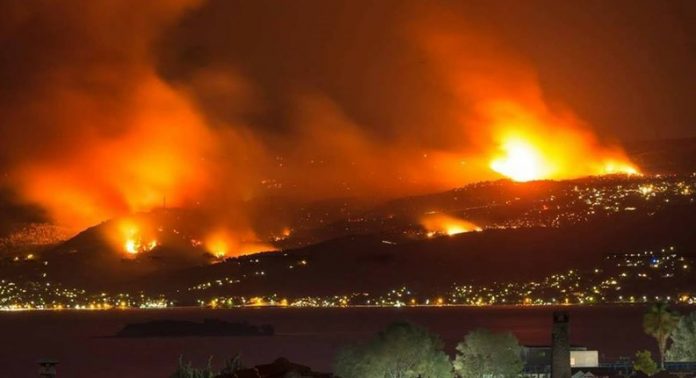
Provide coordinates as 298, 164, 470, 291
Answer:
421, 213, 482, 237
272, 227, 293, 242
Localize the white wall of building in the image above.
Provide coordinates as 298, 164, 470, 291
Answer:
570, 350, 599, 368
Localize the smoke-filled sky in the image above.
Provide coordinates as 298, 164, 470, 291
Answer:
0, 0, 695, 230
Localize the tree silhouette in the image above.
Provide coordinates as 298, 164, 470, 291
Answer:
643, 302, 680, 368
453, 328, 523, 378
667, 311, 696, 362
633, 350, 660, 376
334, 321, 453, 378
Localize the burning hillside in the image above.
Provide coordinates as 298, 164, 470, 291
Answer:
0, 0, 642, 241
98, 209, 276, 260
489, 131, 638, 182
420, 213, 482, 237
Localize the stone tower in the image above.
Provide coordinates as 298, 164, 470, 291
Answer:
551, 311, 571, 378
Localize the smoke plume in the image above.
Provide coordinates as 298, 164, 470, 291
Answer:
0, 0, 637, 238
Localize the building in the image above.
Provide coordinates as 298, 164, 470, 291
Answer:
523, 346, 600, 376
570, 368, 615, 378
571, 350, 600, 368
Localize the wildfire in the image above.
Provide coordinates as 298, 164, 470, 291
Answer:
205, 230, 276, 259
4, 1, 652, 244
206, 235, 229, 258
421, 213, 482, 237
272, 227, 293, 242
490, 136, 552, 182
112, 219, 158, 256
602, 160, 639, 176
488, 130, 639, 182
124, 238, 138, 255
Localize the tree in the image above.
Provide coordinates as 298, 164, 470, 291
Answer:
667, 311, 696, 362
334, 321, 454, 378
633, 350, 660, 376
453, 328, 523, 378
643, 302, 681, 368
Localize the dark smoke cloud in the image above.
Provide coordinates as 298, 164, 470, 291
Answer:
159, 0, 696, 142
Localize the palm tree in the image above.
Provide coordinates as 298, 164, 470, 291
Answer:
643, 302, 680, 368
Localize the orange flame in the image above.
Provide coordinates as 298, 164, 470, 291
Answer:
490, 135, 552, 182
421, 213, 482, 237
485, 105, 640, 181
110, 218, 158, 256
414, 18, 641, 183
204, 229, 275, 259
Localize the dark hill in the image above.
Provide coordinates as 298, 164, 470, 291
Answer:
147, 203, 696, 299
0, 209, 218, 290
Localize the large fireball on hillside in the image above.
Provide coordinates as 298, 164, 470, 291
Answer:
488, 129, 639, 182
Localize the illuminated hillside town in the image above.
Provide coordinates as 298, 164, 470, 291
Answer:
1, 243, 693, 310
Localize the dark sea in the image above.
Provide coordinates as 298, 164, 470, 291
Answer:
0, 305, 679, 377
